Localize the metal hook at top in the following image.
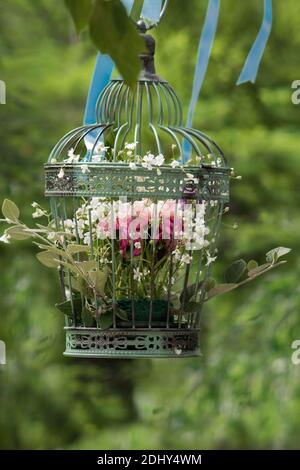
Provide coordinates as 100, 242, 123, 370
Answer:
134, 0, 169, 32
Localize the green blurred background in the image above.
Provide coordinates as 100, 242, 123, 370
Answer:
1, 0, 300, 449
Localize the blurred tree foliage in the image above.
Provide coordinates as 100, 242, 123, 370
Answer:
1, 0, 300, 449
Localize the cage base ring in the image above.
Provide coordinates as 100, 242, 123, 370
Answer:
64, 328, 200, 358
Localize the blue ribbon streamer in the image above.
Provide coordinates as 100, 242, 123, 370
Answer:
141, 0, 162, 23
237, 0, 272, 85
183, 0, 220, 161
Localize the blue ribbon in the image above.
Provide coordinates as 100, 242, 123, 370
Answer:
141, 0, 163, 23
237, 0, 272, 85
183, 0, 220, 160
83, 0, 135, 126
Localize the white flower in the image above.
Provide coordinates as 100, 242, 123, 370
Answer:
156, 168, 162, 176
32, 208, 46, 219
181, 253, 193, 264
172, 248, 182, 262
171, 160, 180, 169
65, 148, 80, 163
129, 162, 138, 170
96, 143, 109, 154
91, 154, 102, 163
133, 268, 142, 282
80, 164, 90, 174
206, 253, 217, 266
64, 219, 75, 229
154, 154, 165, 166
0, 233, 10, 244
31, 202, 39, 208
58, 168, 65, 179
142, 153, 155, 170
134, 241, 141, 250
125, 142, 137, 151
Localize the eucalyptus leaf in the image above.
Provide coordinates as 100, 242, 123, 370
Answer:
6, 225, 32, 240
206, 283, 237, 300
184, 302, 200, 314
67, 244, 90, 255
204, 278, 216, 292
36, 251, 60, 268
266, 247, 291, 264
55, 296, 82, 321
180, 282, 203, 306
88, 269, 108, 295
2, 199, 20, 223
225, 259, 247, 283
247, 259, 258, 271
81, 307, 96, 327
98, 312, 113, 330
248, 263, 271, 277
77, 260, 98, 273
116, 308, 128, 321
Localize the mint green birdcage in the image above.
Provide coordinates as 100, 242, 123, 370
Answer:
44, 6, 230, 358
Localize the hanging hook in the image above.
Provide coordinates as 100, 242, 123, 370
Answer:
133, 0, 169, 32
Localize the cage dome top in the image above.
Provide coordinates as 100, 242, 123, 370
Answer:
45, 23, 230, 204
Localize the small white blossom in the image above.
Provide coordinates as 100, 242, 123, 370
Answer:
154, 154, 165, 166
206, 253, 217, 266
125, 142, 137, 151
58, 168, 65, 179
31, 202, 39, 208
65, 148, 80, 163
129, 162, 138, 170
156, 168, 162, 176
133, 268, 142, 282
0, 233, 11, 244
80, 164, 90, 174
32, 208, 46, 219
134, 241, 141, 250
181, 253, 193, 264
91, 154, 102, 163
171, 160, 180, 169
96, 143, 109, 154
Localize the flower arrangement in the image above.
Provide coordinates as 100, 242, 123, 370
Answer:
0, 144, 291, 328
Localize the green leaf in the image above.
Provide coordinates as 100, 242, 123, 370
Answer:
64, 0, 92, 33
206, 283, 237, 300
180, 282, 204, 306
116, 308, 128, 321
88, 269, 108, 295
225, 259, 247, 283
36, 251, 59, 268
248, 263, 271, 277
247, 259, 258, 271
266, 247, 291, 264
204, 278, 216, 292
81, 307, 96, 327
55, 296, 82, 321
184, 302, 200, 314
99, 312, 113, 330
89, 0, 143, 89
2, 199, 20, 223
76, 260, 98, 273
6, 225, 32, 240
67, 244, 90, 255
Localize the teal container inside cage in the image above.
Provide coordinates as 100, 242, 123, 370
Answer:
44, 13, 230, 359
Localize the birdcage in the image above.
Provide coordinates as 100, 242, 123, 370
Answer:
44, 14, 230, 358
